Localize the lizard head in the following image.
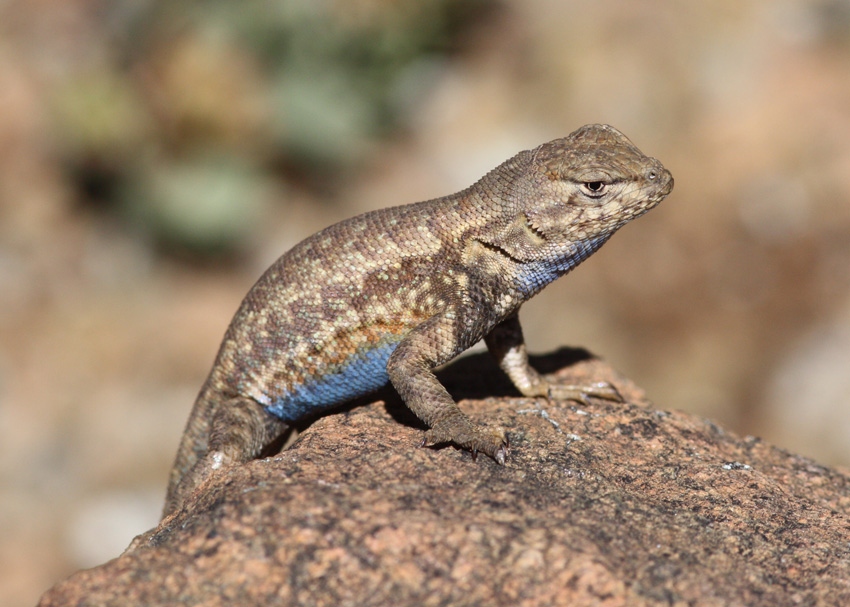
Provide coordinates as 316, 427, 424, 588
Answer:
466, 125, 673, 297
521, 123, 673, 243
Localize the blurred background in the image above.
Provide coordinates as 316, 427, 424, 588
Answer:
3, 0, 850, 603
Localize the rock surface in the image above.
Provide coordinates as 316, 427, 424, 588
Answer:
39, 351, 850, 606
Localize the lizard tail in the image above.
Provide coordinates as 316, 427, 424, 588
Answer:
162, 380, 289, 519
163, 381, 217, 518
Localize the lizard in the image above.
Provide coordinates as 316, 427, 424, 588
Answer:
162, 123, 673, 518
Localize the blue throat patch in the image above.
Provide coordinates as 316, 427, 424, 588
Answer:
514, 236, 609, 298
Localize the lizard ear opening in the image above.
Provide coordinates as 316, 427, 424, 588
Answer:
524, 213, 548, 241
473, 212, 548, 264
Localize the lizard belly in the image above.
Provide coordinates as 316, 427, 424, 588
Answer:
262, 339, 401, 422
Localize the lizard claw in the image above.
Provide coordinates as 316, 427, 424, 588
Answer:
493, 443, 507, 465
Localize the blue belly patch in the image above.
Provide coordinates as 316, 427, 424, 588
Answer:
265, 341, 399, 422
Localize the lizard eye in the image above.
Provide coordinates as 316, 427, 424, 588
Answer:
581, 181, 607, 197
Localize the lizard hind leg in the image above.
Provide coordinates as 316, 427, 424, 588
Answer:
163, 396, 287, 518
484, 315, 624, 404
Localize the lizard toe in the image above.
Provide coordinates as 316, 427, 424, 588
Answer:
423, 421, 509, 464
548, 380, 624, 404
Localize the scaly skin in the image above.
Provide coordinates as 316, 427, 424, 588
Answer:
163, 124, 673, 518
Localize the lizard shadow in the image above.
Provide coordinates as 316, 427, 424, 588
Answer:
286, 346, 598, 436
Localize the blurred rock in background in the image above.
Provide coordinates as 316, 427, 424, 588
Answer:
2, 1, 850, 605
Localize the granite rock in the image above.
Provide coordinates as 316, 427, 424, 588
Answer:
39, 351, 850, 606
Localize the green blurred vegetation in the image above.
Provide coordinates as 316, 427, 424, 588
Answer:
50, 0, 498, 254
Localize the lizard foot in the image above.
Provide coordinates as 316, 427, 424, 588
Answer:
547, 381, 623, 405
421, 413, 509, 465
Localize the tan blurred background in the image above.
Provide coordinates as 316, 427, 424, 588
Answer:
3, 1, 850, 604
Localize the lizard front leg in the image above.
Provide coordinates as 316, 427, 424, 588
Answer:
386, 314, 509, 464
484, 314, 622, 404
